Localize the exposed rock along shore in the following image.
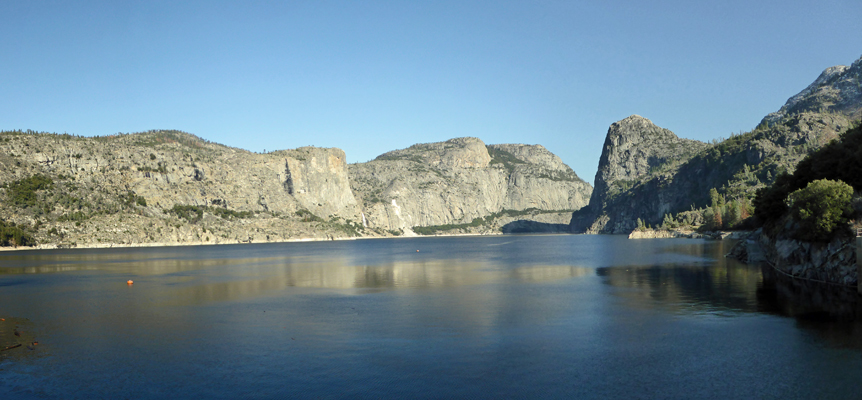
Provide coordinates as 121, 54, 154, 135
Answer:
627, 229, 750, 240
726, 228, 859, 288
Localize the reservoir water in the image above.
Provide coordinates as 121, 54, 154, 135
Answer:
1, 235, 861, 399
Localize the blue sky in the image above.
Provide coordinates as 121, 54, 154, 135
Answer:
2, 1, 861, 184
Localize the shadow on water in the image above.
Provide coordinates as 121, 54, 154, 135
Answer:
500, 220, 570, 233
756, 264, 862, 347
596, 256, 764, 314
596, 237, 862, 347
5, 235, 862, 398
596, 239, 753, 305
757, 265, 862, 321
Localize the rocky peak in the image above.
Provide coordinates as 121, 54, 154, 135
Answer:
375, 137, 491, 169
487, 143, 580, 176
762, 54, 862, 125
351, 137, 592, 232
589, 115, 708, 212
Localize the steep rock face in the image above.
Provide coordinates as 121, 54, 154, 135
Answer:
574, 115, 708, 233
0, 130, 363, 248
591, 115, 707, 203
572, 113, 852, 234
277, 146, 359, 220
84, 140, 360, 221
350, 137, 592, 232
488, 144, 591, 211
763, 56, 862, 125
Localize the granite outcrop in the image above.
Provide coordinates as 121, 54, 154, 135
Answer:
349, 137, 592, 233
572, 115, 708, 233
0, 130, 365, 248
0, 131, 592, 248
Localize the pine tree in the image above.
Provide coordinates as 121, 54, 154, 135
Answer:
709, 188, 720, 208
727, 199, 741, 228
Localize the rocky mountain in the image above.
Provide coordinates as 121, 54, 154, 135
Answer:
762, 56, 862, 125
0, 130, 368, 248
349, 137, 592, 234
572, 55, 862, 234
580, 115, 709, 232
0, 130, 591, 248
5, 55, 858, 248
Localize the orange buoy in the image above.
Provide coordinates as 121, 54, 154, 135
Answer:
416, 250, 419, 252
127, 280, 134, 285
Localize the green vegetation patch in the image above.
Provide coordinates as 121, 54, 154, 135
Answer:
119, 192, 147, 208
536, 170, 582, 182
374, 153, 424, 163
0, 219, 35, 247
57, 211, 88, 223
2, 174, 54, 208
487, 146, 525, 174
754, 121, 862, 227
211, 207, 254, 220
167, 204, 255, 224
133, 130, 212, 150
326, 216, 365, 236
295, 209, 324, 222
787, 179, 854, 242
138, 162, 168, 174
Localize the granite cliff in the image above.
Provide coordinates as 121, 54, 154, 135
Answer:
0, 130, 366, 248
573, 115, 708, 233
0, 131, 591, 248
349, 137, 592, 234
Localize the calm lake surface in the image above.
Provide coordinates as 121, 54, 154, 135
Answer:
2, 234, 862, 399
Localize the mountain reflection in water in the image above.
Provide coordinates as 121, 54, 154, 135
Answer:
2, 235, 862, 399
149, 260, 592, 305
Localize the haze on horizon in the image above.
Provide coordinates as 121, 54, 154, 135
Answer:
2, 0, 860, 184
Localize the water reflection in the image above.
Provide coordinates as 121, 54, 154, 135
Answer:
0, 257, 249, 275
0, 244, 593, 306
596, 239, 763, 314
597, 262, 763, 314
512, 265, 591, 282
595, 238, 862, 350
158, 260, 594, 305
5, 236, 862, 399
755, 265, 862, 347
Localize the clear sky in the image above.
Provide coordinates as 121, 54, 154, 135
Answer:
2, 1, 861, 184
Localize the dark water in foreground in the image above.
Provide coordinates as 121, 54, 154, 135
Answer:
1, 235, 862, 399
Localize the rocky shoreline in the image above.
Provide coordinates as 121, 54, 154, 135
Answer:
630, 226, 861, 293
726, 228, 860, 292
627, 228, 750, 240
0, 230, 513, 253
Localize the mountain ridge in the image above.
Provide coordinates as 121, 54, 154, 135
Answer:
0, 130, 590, 248
572, 54, 862, 234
